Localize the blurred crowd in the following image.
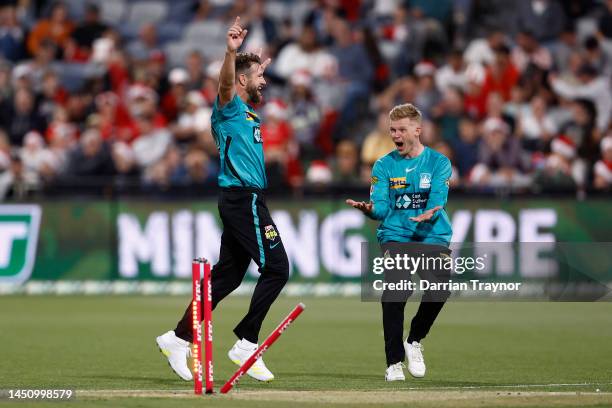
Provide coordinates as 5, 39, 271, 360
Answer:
0, 0, 611, 199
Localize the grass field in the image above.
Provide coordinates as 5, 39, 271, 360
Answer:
0, 296, 611, 407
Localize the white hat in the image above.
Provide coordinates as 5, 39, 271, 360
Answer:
483, 117, 509, 135
186, 91, 205, 107
169, 68, 189, 84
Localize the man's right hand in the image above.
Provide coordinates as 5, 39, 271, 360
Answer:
227, 16, 247, 52
346, 199, 373, 215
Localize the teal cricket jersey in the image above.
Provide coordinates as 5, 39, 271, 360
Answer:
211, 94, 267, 189
369, 147, 452, 246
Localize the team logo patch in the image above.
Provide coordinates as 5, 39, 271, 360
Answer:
389, 177, 407, 189
253, 127, 262, 143
246, 111, 259, 121
264, 225, 278, 241
371, 176, 378, 185
419, 173, 431, 189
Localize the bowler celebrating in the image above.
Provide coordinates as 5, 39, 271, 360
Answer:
347, 103, 452, 381
157, 17, 289, 383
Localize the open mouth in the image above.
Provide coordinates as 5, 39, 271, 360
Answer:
394, 141, 404, 149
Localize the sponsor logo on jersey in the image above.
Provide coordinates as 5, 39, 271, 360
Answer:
264, 225, 278, 241
394, 192, 429, 210
246, 111, 259, 121
389, 177, 407, 189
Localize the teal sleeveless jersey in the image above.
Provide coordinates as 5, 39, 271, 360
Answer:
369, 147, 453, 246
211, 94, 267, 189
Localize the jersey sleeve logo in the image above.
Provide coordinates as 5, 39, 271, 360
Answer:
253, 127, 262, 143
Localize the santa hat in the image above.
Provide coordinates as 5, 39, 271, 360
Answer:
414, 61, 436, 77
594, 160, 612, 183
551, 135, 576, 159
264, 100, 288, 120
291, 70, 312, 88
600, 135, 612, 153
306, 160, 332, 184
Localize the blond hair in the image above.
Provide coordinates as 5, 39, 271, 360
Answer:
389, 103, 422, 122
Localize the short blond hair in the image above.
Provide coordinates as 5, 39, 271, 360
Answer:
389, 103, 422, 122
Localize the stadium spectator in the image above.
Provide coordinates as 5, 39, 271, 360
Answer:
329, 18, 373, 137
451, 116, 481, 177
65, 3, 108, 62
286, 70, 321, 158
127, 23, 161, 62
593, 135, 612, 190
27, 1, 73, 58
435, 49, 467, 93
184, 50, 206, 91
534, 134, 583, 190
472, 117, 529, 188
361, 110, 395, 169
511, 30, 553, 73
433, 86, 464, 142
413, 61, 440, 119
463, 29, 506, 66
0, 87, 46, 146
274, 24, 337, 80
0, 3, 25, 62
550, 66, 612, 133
173, 90, 212, 145
331, 139, 360, 185
515, 0, 566, 44
161, 68, 189, 123
515, 95, 556, 154
65, 128, 114, 177
583, 36, 612, 77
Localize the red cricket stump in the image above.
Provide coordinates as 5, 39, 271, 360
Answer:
191, 259, 203, 395
203, 261, 214, 394
220, 303, 306, 394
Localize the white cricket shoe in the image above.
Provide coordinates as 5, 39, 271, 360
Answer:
404, 340, 426, 378
156, 330, 193, 381
385, 362, 406, 381
228, 339, 274, 382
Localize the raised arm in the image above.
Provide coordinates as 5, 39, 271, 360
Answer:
218, 16, 247, 107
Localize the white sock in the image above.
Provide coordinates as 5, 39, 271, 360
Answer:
238, 338, 257, 350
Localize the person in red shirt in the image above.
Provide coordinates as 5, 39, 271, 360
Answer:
481, 44, 519, 102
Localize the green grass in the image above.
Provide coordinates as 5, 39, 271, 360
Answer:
0, 296, 611, 407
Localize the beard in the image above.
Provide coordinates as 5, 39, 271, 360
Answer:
246, 83, 262, 104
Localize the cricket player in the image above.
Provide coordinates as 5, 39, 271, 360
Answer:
346, 103, 452, 381
156, 17, 288, 382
